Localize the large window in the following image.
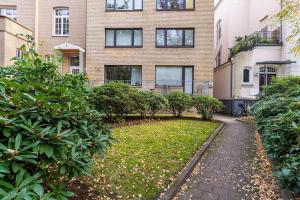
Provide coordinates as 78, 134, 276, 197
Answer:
156, 28, 194, 48
0, 7, 17, 20
156, 0, 194, 10
156, 66, 193, 94
105, 65, 142, 86
54, 8, 69, 36
106, 29, 142, 47
106, 0, 143, 11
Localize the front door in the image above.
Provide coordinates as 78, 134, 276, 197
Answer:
69, 56, 80, 74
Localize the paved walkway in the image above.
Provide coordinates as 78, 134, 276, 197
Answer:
175, 115, 258, 200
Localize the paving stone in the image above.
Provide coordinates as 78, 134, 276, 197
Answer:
175, 115, 259, 200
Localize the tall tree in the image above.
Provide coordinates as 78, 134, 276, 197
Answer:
275, 0, 300, 55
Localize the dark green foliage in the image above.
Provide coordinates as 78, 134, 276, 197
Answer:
142, 91, 169, 117
90, 83, 169, 119
193, 96, 223, 121
0, 35, 112, 199
167, 92, 192, 117
251, 76, 300, 194
89, 82, 139, 118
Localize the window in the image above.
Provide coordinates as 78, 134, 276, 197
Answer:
156, 28, 194, 47
54, 8, 69, 36
259, 66, 276, 89
106, 0, 143, 11
216, 19, 221, 43
243, 68, 250, 83
0, 7, 17, 20
105, 29, 142, 47
16, 49, 26, 58
105, 65, 142, 86
156, 0, 194, 10
70, 56, 80, 74
215, 48, 221, 67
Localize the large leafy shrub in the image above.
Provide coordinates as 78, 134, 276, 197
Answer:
251, 76, 300, 194
167, 92, 192, 117
89, 82, 139, 118
142, 91, 169, 117
90, 83, 169, 119
193, 96, 223, 121
0, 36, 112, 199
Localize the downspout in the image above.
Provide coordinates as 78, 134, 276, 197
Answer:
230, 59, 234, 116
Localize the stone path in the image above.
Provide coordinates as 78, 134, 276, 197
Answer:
175, 115, 258, 200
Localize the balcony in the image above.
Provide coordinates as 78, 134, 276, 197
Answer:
229, 30, 282, 58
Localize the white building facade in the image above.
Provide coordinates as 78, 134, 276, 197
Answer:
213, 0, 300, 115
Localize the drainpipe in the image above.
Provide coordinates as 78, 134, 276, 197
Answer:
230, 59, 234, 116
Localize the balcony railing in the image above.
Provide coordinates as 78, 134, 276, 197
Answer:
96, 80, 211, 96
229, 30, 282, 58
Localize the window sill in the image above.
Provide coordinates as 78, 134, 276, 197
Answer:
242, 83, 253, 87
105, 9, 143, 12
105, 46, 143, 48
52, 35, 69, 37
156, 46, 194, 48
156, 9, 195, 11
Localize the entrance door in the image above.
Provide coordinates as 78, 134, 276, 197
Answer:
70, 56, 80, 74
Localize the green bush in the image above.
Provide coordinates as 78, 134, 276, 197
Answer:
193, 96, 223, 121
142, 91, 169, 118
0, 36, 112, 199
251, 76, 300, 194
89, 82, 138, 118
167, 92, 192, 117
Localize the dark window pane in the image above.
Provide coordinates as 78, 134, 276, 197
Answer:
70, 56, 79, 66
167, 0, 184, 9
243, 69, 250, 83
105, 66, 142, 86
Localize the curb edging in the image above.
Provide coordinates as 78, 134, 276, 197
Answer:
159, 123, 225, 200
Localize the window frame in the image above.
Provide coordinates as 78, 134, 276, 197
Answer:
243, 68, 250, 83
105, 28, 143, 48
156, 28, 195, 48
104, 65, 143, 86
105, 0, 143, 11
0, 7, 17, 20
53, 7, 70, 37
156, 0, 195, 11
155, 65, 194, 91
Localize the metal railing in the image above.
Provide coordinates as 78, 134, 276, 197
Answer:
249, 30, 282, 45
97, 80, 211, 96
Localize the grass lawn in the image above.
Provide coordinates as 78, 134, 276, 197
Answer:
90, 119, 219, 199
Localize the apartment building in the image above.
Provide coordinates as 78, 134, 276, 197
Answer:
213, 0, 300, 115
0, 0, 214, 95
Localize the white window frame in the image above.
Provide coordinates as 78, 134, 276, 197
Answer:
0, 7, 17, 20
53, 7, 69, 37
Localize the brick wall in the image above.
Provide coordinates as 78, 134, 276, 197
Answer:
86, 0, 214, 94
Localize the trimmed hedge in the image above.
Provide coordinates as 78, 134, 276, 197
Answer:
251, 76, 300, 195
90, 83, 222, 121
